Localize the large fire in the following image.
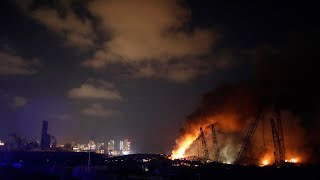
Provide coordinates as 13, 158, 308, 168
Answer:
260, 157, 300, 167
171, 134, 198, 159
171, 113, 243, 160
171, 111, 307, 165
170, 83, 310, 164
170, 38, 319, 165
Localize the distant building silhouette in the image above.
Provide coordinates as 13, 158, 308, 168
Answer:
40, 121, 51, 150
7, 133, 23, 151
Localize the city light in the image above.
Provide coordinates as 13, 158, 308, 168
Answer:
70, 139, 132, 156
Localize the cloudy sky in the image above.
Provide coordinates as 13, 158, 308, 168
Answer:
0, 0, 318, 153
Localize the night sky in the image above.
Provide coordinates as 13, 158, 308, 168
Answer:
0, 0, 319, 154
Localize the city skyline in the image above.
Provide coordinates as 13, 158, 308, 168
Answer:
0, 133, 133, 156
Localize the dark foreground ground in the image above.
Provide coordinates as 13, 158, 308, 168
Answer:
0, 152, 319, 179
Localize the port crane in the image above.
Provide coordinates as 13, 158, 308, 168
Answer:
235, 107, 285, 166
211, 124, 220, 162
199, 127, 209, 162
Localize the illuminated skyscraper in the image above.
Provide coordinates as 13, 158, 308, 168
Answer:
119, 140, 124, 152
88, 140, 96, 151
108, 140, 115, 155
95, 142, 105, 154
122, 139, 131, 155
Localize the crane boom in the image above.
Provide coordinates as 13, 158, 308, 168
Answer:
234, 107, 286, 166
235, 109, 263, 164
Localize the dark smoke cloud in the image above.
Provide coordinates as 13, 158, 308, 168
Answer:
253, 32, 320, 115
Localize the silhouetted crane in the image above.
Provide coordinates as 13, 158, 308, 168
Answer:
235, 107, 286, 166
199, 127, 209, 162
271, 108, 286, 166
235, 109, 263, 164
211, 124, 220, 162
275, 109, 286, 164
271, 117, 281, 166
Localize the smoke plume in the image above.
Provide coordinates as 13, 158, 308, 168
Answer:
172, 32, 320, 164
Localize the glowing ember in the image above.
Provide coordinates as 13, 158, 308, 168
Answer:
260, 159, 269, 166
285, 158, 299, 163
222, 161, 232, 164
290, 158, 297, 163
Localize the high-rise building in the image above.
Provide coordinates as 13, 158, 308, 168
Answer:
88, 140, 96, 151
122, 139, 131, 155
96, 142, 105, 154
40, 121, 51, 150
108, 140, 115, 155
119, 140, 124, 152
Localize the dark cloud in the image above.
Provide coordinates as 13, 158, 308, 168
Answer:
0, 91, 28, 109
15, 0, 95, 48
10, 96, 28, 108
16, 0, 222, 82
68, 79, 122, 100
252, 32, 320, 114
0, 51, 38, 76
83, 103, 121, 118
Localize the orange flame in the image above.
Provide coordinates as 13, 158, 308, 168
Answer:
285, 158, 300, 163
171, 134, 198, 159
262, 160, 269, 166
260, 151, 301, 166
260, 153, 272, 166
171, 110, 307, 164
171, 113, 242, 160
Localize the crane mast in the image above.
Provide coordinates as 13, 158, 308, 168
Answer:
199, 127, 209, 162
211, 124, 220, 162
275, 109, 286, 164
270, 108, 286, 166
271, 117, 282, 166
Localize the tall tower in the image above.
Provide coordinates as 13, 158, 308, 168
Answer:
40, 121, 50, 150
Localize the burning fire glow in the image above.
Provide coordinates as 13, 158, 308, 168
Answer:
285, 158, 299, 163
260, 157, 300, 166
171, 134, 198, 159
171, 102, 307, 165
262, 160, 269, 166
171, 113, 245, 161
260, 155, 271, 167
